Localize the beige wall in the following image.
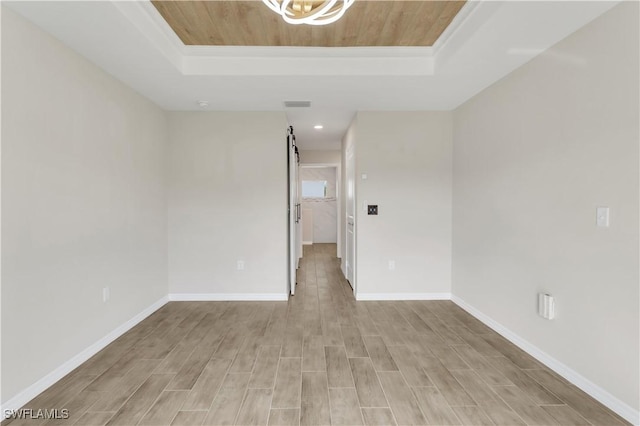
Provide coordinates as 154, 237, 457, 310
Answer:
452, 1, 639, 414
1, 7, 169, 403
356, 112, 453, 298
167, 112, 288, 297
299, 150, 341, 165
2, 1, 637, 420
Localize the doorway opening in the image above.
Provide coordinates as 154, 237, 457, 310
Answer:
299, 164, 341, 261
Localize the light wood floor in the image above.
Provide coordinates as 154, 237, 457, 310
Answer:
5, 244, 628, 426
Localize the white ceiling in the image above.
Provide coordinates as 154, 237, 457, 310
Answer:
6, 1, 618, 150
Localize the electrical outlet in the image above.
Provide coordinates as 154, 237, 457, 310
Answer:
237, 260, 245, 271
102, 287, 110, 302
388, 260, 395, 271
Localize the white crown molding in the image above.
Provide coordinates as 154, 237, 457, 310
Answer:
433, 1, 505, 73
8, 0, 619, 113
431, 0, 482, 55
183, 45, 434, 58
451, 296, 640, 426
112, 0, 449, 77
0, 296, 168, 415
356, 292, 451, 301
182, 55, 434, 76
112, 1, 183, 71
168, 293, 289, 301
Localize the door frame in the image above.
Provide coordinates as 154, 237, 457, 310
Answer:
344, 141, 356, 297
298, 163, 342, 260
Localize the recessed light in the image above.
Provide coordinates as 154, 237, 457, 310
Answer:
314, 125, 323, 130
197, 100, 209, 108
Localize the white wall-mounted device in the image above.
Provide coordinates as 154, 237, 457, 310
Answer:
538, 293, 555, 320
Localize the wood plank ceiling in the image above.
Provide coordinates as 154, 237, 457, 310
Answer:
151, 1, 466, 47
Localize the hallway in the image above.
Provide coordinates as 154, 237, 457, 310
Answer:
6, 244, 627, 425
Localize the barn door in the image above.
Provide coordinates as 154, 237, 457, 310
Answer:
287, 127, 300, 295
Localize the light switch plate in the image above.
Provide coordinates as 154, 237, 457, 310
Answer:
596, 207, 609, 227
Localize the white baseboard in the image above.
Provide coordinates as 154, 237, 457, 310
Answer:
356, 292, 451, 301
5, 291, 635, 425
302, 241, 313, 245
168, 293, 288, 301
451, 295, 639, 426
0, 296, 168, 414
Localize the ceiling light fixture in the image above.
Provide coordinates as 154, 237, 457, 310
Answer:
314, 125, 324, 129
262, 0, 355, 26
197, 100, 209, 108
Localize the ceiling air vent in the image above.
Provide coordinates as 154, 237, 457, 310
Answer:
284, 101, 311, 108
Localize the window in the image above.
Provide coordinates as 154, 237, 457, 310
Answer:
301, 180, 327, 198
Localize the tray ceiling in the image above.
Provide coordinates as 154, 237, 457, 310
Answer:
151, 0, 466, 47
4, 1, 619, 149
